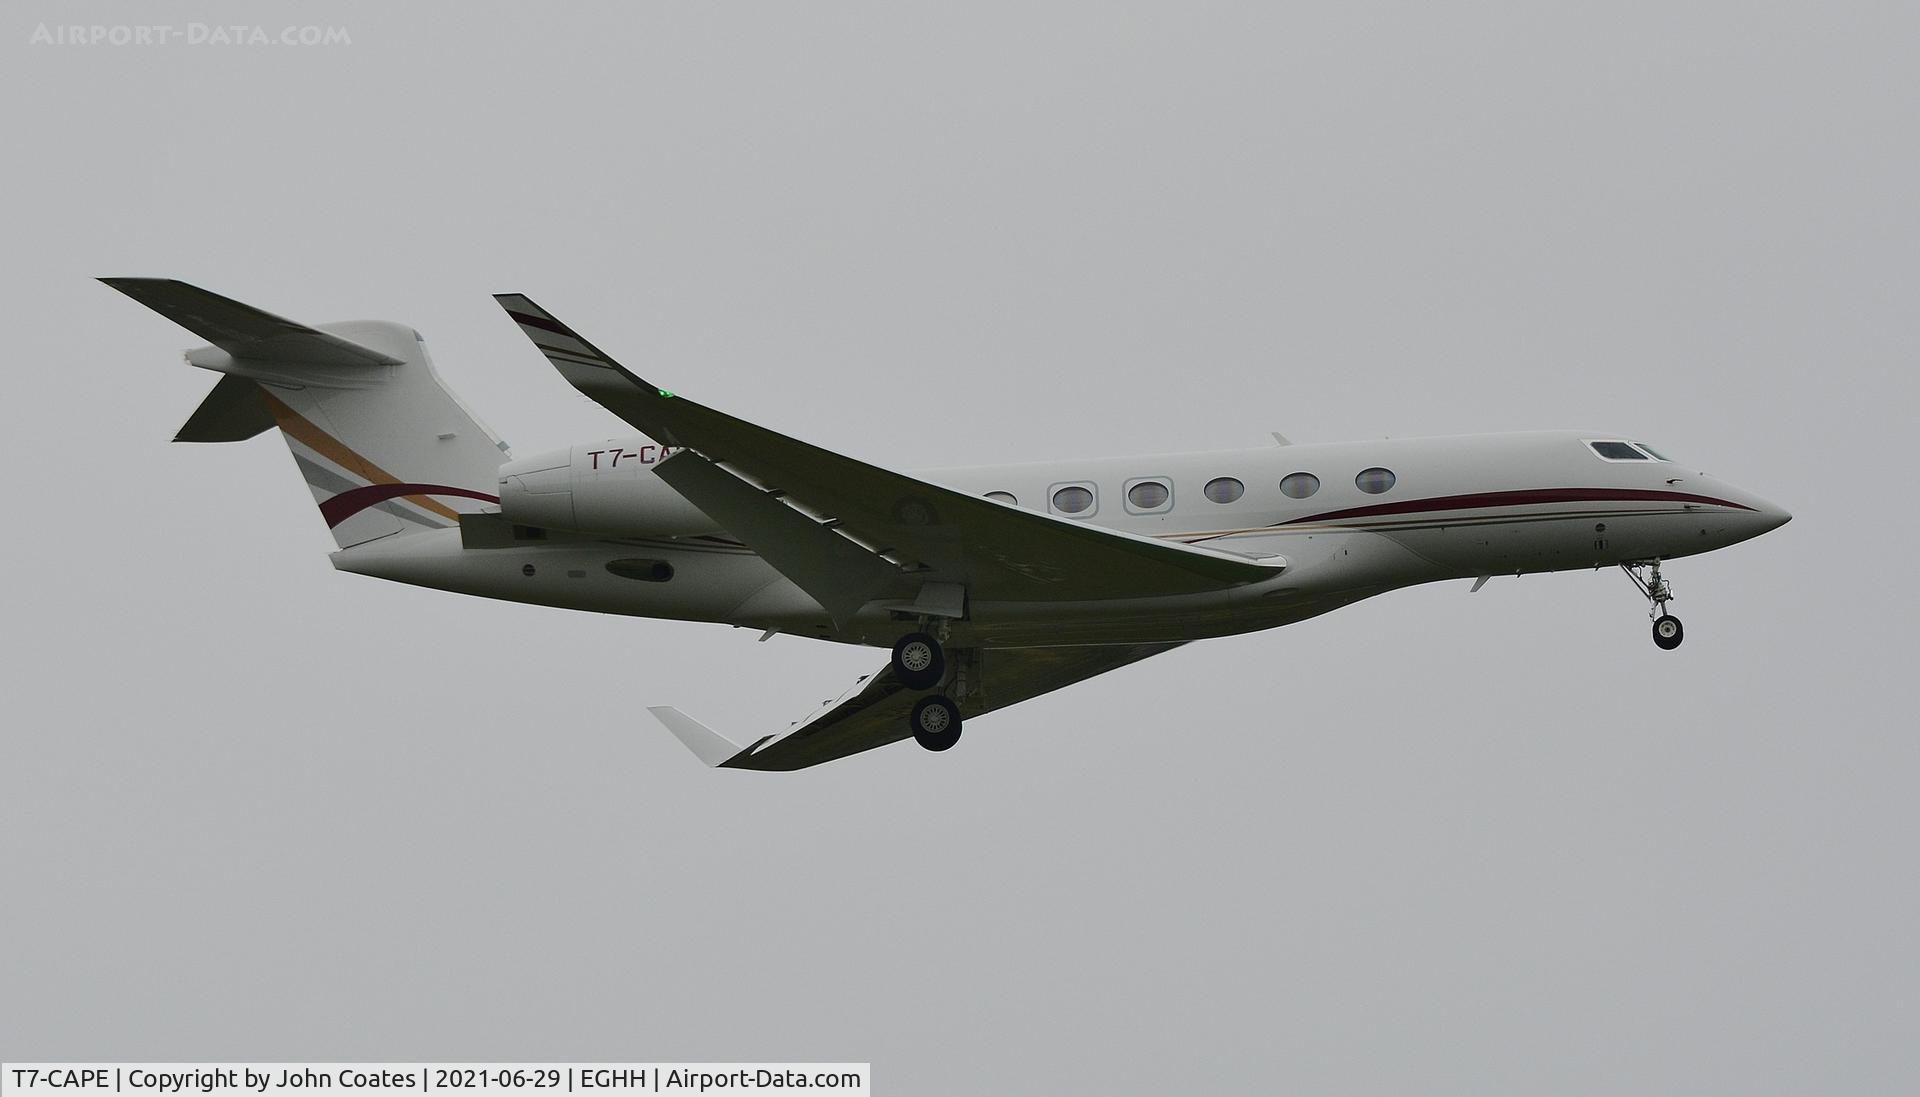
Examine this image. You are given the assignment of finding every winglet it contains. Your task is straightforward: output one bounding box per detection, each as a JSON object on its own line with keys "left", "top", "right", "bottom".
{"left": 648, "top": 706, "right": 752, "bottom": 767}
{"left": 493, "top": 293, "right": 648, "bottom": 384}
{"left": 493, "top": 293, "right": 686, "bottom": 445}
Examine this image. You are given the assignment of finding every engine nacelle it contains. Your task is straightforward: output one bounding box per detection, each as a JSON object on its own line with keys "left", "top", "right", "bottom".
{"left": 496, "top": 437, "right": 723, "bottom": 539}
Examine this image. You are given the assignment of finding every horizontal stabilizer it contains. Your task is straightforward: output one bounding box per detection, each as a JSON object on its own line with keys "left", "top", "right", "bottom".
{"left": 102, "top": 278, "right": 403, "bottom": 367}
{"left": 174, "top": 374, "right": 274, "bottom": 442}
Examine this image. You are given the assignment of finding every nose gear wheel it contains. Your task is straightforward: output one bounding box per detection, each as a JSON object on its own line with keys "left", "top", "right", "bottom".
{"left": 1621, "top": 560, "right": 1683, "bottom": 650}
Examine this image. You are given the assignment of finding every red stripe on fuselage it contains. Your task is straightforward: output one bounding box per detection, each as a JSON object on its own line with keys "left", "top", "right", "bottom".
{"left": 1283, "top": 487, "right": 1752, "bottom": 526}
{"left": 321, "top": 483, "right": 501, "bottom": 527}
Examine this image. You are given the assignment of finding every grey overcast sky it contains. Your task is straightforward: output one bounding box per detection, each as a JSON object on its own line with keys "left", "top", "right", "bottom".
{"left": 2, "top": 2, "right": 1915, "bottom": 1093}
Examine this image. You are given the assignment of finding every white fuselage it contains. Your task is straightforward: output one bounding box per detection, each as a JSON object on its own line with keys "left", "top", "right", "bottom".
{"left": 333, "top": 429, "right": 1789, "bottom": 648}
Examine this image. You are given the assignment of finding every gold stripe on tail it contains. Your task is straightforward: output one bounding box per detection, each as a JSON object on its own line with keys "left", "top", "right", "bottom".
{"left": 256, "top": 388, "right": 466, "bottom": 524}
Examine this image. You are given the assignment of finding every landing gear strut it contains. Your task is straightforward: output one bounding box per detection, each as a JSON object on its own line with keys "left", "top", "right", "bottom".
{"left": 1621, "top": 560, "right": 1683, "bottom": 650}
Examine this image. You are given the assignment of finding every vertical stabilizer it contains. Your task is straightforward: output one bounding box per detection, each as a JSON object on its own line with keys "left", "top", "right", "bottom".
{"left": 106, "top": 279, "right": 511, "bottom": 549}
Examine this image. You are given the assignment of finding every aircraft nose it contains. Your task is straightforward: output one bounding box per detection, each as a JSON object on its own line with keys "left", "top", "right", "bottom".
{"left": 1749, "top": 495, "right": 1792, "bottom": 534}
{"left": 1693, "top": 477, "right": 1791, "bottom": 546}
{"left": 1735, "top": 493, "right": 1792, "bottom": 540}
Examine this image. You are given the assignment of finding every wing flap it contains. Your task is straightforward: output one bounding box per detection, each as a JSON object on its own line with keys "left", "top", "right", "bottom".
{"left": 651, "top": 450, "right": 900, "bottom": 624}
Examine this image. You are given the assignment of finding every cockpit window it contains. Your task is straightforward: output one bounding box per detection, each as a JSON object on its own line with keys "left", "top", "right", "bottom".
{"left": 1634, "top": 442, "right": 1671, "bottom": 460}
{"left": 1588, "top": 440, "right": 1651, "bottom": 461}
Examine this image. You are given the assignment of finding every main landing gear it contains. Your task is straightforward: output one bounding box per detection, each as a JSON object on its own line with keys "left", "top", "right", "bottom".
{"left": 891, "top": 631, "right": 946, "bottom": 691}
{"left": 911, "top": 695, "right": 962, "bottom": 751}
{"left": 1621, "top": 560, "right": 1684, "bottom": 650}
{"left": 892, "top": 625, "right": 967, "bottom": 751}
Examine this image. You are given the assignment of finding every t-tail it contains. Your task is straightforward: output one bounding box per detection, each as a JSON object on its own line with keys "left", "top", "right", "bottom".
{"left": 104, "top": 279, "right": 510, "bottom": 548}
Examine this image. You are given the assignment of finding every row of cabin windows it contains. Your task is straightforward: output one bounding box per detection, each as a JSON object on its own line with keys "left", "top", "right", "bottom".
{"left": 985, "top": 467, "right": 1399, "bottom": 516}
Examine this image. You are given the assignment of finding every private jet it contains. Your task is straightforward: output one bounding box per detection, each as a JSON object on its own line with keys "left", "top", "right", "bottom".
{"left": 106, "top": 280, "right": 1791, "bottom": 770}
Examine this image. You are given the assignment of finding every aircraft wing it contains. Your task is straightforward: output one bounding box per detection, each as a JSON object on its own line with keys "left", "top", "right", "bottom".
{"left": 650, "top": 642, "right": 1184, "bottom": 771}
{"left": 493, "top": 295, "right": 1284, "bottom": 615}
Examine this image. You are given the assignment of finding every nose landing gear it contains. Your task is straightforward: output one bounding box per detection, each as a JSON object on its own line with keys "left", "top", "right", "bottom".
{"left": 1621, "top": 560, "right": 1684, "bottom": 650}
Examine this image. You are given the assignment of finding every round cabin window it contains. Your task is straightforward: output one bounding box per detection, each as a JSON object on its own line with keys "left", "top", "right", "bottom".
{"left": 1279, "top": 472, "right": 1320, "bottom": 499}
{"left": 1203, "top": 477, "right": 1245, "bottom": 504}
{"left": 1128, "top": 481, "right": 1170, "bottom": 509}
{"left": 1355, "top": 467, "right": 1397, "bottom": 494}
{"left": 1052, "top": 485, "right": 1095, "bottom": 514}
